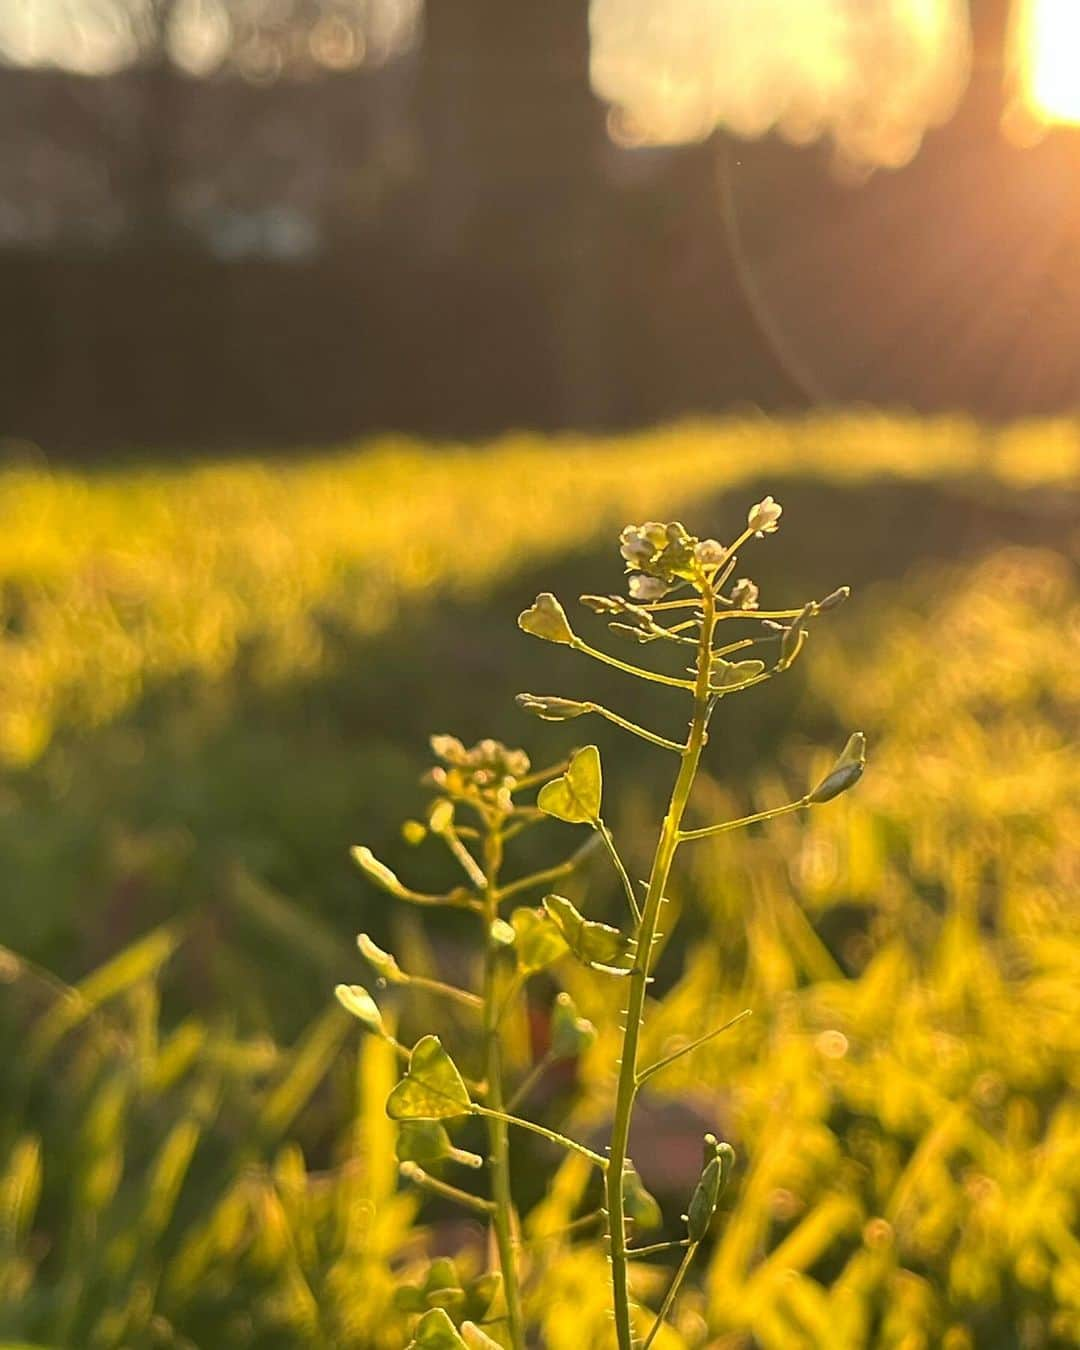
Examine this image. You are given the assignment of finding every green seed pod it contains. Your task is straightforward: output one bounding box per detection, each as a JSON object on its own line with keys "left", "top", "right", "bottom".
{"left": 686, "top": 1157, "right": 721, "bottom": 1242}
{"left": 622, "top": 1164, "right": 663, "bottom": 1230}
{"left": 686, "top": 1136, "right": 736, "bottom": 1242}
{"left": 550, "top": 991, "right": 597, "bottom": 1056}
{"left": 334, "top": 983, "right": 383, "bottom": 1033}
{"left": 517, "top": 592, "right": 575, "bottom": 645}
{"left": 396, "top": 1120, "right": 482, "bottom": 1170}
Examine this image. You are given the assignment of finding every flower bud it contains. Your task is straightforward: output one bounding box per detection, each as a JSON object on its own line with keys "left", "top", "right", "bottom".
{"left": 352, "top": 846, "right": 409, "bottom": 898}
{"left": 628, "top": 574, "right": 669, "bottom": 602}
{"left": 607, "top": 622, "right": 653, "bottom": 643}
{"left": 402, "top": 820, "right": 427, "bottom": 846}
{"left": 358, "top": 932, "right": 407, "bottom": 983}
{"left": 515, "top": 693, "right": 591, "bottom": 721}
{"left": 427, "top": 799, "right": 454, "bottom": 834}
{"left": 817, "top": 585, "right": 850, "bottom": 612}
{"left": 747, "top": 495, "right": 782, "bottom": 535}
{"left": 777, "top": 602, "right": 814, "bottom": 671}
{"left": 517, "top": 593, "right": 575, "bottom": 645}
{"left": 808, "top": 732, "right": 866, "bottom": 803}
{"left": 579, "top": 593, "right": 625, "bottom": 614}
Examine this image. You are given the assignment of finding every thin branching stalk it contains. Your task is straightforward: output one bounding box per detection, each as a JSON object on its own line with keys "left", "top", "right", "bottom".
{"left": 604, "top": 577, "right": 719, "bottom": 1349}
{"left": 480, "top": 823, "right": 527, "bottom": 1349}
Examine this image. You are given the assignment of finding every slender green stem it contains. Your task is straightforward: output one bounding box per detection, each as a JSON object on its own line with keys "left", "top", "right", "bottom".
{"left": 636, "top": 1010, "right": 753, "bottom": 1088}
{"left": 399, "top": 1163, "right": 493, "bottom": 1216}
{"left": 605, "top": 579, "right": 718, "bottom": 1350}
{"left": 639, "top": 626, "right": 698, "bottom": 647}
{"left": 642, "top": 1243, "right": 700, "bottom": 1349}
{"left": 595, "top": 819, "right": 643, "bottom": 926}
{"left": 679, "top": 797, "right": 809, "bottom": 843}
{"left": 627, "top": 1239, "right": 690, "bottom": 1258}
{"left": 480, "top": 829, "right": 527, "bottom": 1350}
{"left": 642, "top": 598, "right": 705, "bottom": 612}
{"left": 494, "top": 835, "right": 601, "bottom": 904}
{"left": 442, "top": 830, "right": 489, "bottom": 890}
{"left": 507, "top": 1050, "right": 558, "bottom": 1113}
{"left": 511, "top": 757, "right": 571, "bottom": 792}
{"left": 712, "top": 637, "right": 757, "bottom": 658}
{"left": 571, "top": 638, "right": 695, "bottom": 690}
{"left": 714, "top": 607, "right": 806, "bottom": 621}
{"left": 499, "top": 811, "right": 545, "bottom": 844}
{"left": 406, "top": 974, "right": 484, "bottom": 1011}
{"left": 587, "top": 705, "right": 686, "bottom": 754}
{"left": 472, "top": 1106, "right": 607, "bottom": 1168}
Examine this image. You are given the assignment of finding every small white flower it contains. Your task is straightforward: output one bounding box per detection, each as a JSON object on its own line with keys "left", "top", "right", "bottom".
{"left": 619, "top": 531, "right": 654, "bottom": 565}
{"left": 730, "top": 577, "right": 759, "bottom": 610}
{"left": 619, "top": 522, "right": 666, "bottom": 565}
{"left": 747, "top": 495, "right": 782, "bottom": 536}
{"left": 694, "top": 539, "right": 726, "bottom": 567}
{"left": 628, "top": 574, "right": 668, "bottom": 601}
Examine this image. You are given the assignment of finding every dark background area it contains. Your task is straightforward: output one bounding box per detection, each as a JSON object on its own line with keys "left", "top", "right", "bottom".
{"left": 6, "top": 0, "right": 1078, "bottom": 454}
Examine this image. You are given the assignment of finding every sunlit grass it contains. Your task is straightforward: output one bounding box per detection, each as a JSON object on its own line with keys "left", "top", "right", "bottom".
{"left": 0, "top": 418, "right": 1077, "bottom": 1347}
{"left": 1, "top": 412, "right": 1075, "bottom": 766}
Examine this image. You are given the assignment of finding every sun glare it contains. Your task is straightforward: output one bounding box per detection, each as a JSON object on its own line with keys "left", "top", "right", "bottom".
{"left": 1024, "top": 0, "right": 1080, "bottom": 124}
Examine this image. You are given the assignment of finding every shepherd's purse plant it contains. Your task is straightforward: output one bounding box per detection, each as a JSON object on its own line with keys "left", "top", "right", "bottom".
{"left": 338, "top": 497, "right": 866, "bottom": 1350}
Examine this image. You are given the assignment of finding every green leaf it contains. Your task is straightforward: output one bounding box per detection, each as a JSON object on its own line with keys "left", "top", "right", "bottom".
{"left": 537, "top": 745, "right": 602, "bottom": 824}
{"left": 808, "top": 731, "right": 866, "bottom": 804}
{"left": 386, "top": 1036, "right": 473, "bottom": 1121}
{"left": 550, "top": 991, "right": 597, "bottom": 1056}
{"left": 622, "top": 1165, "right": 663, "bottom": 1230}
{"left": 334, "top": 983, "right": 383, "bottom": 1032}
{"left": 511, "top": 908, "right": 569, "bottom": 973}
{"left": 407, "top": 1308, "right": 468, "bottom": 1349}
{"left": 357, "top": 933, "right": 406, "bottom": 984}
{"left": 517, "top": 592, "right": 575, "bottom": 645}
{"left": 543, "top": 894, "right": 631, "bottom": 970}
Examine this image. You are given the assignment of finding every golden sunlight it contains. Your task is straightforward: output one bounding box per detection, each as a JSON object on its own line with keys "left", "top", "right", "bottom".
{"left": 589, "top": 0, "right": 971, "bottom": 167}
{"left": 1020, "top": 0, "right": 1080, "bottom": 124}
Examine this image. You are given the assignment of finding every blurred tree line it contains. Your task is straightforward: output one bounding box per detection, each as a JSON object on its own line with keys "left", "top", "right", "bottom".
{"left": 0, "top": 0, "right": 1048, "bottom": 454}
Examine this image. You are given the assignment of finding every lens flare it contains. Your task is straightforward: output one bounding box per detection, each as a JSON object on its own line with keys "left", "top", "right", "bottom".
{"left": 1021, "top": 0, "right": 1080, "bottom": 124}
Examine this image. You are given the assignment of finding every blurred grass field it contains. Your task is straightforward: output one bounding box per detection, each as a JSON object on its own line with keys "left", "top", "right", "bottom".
{"left": 0, "top": 414, "right": 1078, "bottom": 1348}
